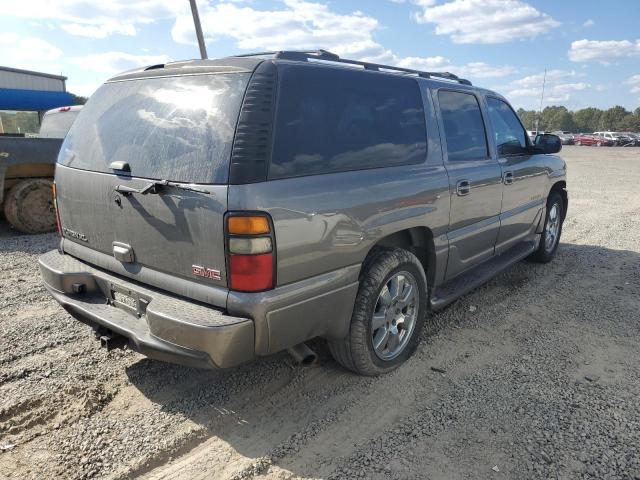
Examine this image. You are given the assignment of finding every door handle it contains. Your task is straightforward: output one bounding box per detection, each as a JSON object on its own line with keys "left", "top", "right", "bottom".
{"left": 456, "top": 179, "right": 471, "bottom": 196}
{"left": 503, "top": 171, "right": 514, "bottom": 185}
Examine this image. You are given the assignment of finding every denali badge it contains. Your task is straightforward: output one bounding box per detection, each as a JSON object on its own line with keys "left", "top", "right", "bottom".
{"left": 62, "top": 227, "right": 88, "bottom": 242}
{"left": 192, "top": 265, "right": 221, "bottom": 280}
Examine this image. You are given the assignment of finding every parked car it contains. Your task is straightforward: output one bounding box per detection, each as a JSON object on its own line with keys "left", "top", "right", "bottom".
{"left": 620, "top": 132, "right": 640, "bottom": 146}
{"left": 527, "top": 130, "right": 548, "bottom": 143}
{"left": 611, "top": 132, "right": 638, "bottom": 146}
{"left": 593, "top": 131, "right": 635, "bottom": 146}
{"left": 0, "top": 105, "right": 82, "bottom": 233}
{"left": 573, "top": 134, "right": 613, "bottom": 146}
{"left": 552, "top": 131, "right": 575, "bottom": 145}
{"left": 39, "top": 50, "right": 567, "bottom": 375}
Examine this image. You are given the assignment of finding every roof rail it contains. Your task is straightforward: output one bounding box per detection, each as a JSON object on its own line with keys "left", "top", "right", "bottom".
{"left": 234, "top": 49, "right": 472, "bottom": 86}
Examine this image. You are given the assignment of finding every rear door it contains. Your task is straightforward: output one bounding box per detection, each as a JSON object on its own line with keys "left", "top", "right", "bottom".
{"left": 484, "top": 96, "right": 548, "bottom": 253}
{"left": 55, "top": 72, "right": 250, "bottom": 300}
{"left": 435, "top": 89, "right": 503, "bottom": 280}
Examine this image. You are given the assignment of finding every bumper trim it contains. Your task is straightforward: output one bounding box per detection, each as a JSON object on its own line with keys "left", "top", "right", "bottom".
{"left": 47, "top": 286, "right": 215, "bottom": 369}
{"left": 39, "top": 250, "right": 254, "bottom": 369}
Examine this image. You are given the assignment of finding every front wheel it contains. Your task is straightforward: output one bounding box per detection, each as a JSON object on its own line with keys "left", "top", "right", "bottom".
{"left": 528, "top": 192, "right": 564, "bottom": 263}
{"left": 329, "top": 248, "right": 427, "bottom": 376}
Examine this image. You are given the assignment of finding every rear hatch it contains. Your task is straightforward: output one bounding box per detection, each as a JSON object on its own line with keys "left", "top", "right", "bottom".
{"left": 55, "top": 70, "right": 251, "bottom": 304}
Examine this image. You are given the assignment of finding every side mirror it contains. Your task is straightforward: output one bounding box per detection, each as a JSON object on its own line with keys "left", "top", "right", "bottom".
{"left": 534, "top": 133, "right": 562, "bottom": 154}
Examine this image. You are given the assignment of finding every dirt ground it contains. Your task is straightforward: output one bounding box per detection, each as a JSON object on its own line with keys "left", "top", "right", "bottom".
{"left": 1, "top": 146, "right": 639, "bottom": 480}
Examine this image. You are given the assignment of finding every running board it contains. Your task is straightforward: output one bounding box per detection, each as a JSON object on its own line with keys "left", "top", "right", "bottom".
{"left": 430, "top": 240, "right": 537, "bottom": 312}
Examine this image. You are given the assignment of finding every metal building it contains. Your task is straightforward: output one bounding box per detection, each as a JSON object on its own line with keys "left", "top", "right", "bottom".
{"left": 0, "top": 66, "right": 73, "bottom": 112}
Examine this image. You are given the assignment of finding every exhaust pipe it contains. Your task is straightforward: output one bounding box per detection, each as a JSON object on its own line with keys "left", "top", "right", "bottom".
{"left": 287, "top": 343, "right": 317, "bottom": 366}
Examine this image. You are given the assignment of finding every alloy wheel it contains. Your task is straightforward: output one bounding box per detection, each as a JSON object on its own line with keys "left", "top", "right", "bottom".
{"left": 371, "top": 271, "right": 419, "bottom": 361}
{"left": 545, "top": 203, "right": 561, "bottom": 252}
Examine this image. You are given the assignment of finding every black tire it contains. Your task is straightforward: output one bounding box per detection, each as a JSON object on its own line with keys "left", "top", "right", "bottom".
{"left": 329, "top": 247, "right": 428, "bottom": 376}
{"left": 3, "top": 179, "right": 56, "bottom": 234}
{"left": 528, "top": 192, "right": 564, "bottom": 263}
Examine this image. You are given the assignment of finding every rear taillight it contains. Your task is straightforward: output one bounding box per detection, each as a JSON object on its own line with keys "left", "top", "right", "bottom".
{"left": 226, "top": 213, "right": 275, "bottom": 292}
{"left": 52, "top": 182, "right": 62, "bottom": 236}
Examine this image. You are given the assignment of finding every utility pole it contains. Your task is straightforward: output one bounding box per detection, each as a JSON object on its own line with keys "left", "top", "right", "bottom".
{"left": 189, "top": 0, "right": 208, "bottom": 60}
{"left": 536, "top": 68, "right": 547, "bottom": 133}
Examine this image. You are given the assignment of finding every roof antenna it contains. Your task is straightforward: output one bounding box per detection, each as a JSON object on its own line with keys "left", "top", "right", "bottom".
{"left": 189, "top": 0, "right": 208, "bottom": 59}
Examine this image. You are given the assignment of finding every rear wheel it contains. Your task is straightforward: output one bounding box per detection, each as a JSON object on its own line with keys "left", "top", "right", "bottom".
{"left": 329, "top": 248, "right": 427, "bottom": 376}
{"left": 3, "top": 179, "right": 56, "bottom": 234}
{"left": 529, "top": 192, "right": 564, "bottom": 263}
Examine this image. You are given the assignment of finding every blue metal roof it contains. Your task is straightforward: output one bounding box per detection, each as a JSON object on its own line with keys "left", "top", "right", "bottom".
{"left": 0, "top": 88, "right": 74, "bottom": 111}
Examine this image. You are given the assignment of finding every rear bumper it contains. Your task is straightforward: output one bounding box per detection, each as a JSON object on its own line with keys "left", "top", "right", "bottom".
{"left": 39, "top": 250, "right": 254, "bottom": 369}
{"left": 39, "top": 249, "right": 361, "bottom": 368}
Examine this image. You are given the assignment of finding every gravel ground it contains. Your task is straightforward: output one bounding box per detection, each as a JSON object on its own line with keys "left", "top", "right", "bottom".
{"left": 1, "top": 146, "right": 639, "bottom": 480}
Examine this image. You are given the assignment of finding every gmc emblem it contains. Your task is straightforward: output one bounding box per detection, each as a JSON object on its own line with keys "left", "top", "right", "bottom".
{"left": 192, "top": 265, "right": 221, "bottom": 280}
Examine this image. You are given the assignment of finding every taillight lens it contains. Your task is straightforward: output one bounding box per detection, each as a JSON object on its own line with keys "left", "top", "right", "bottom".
{"left": 52, "top": 182, "right": 62, "bottom": 236}
{"left": 228, "top": 216, "right": 270, "bottom": 235}
{"left": 229, "top": 253, "right": 274, "bottom": 291}
{"left": 229, "top": 237, "right": 272, "bottom": 255}
{"left": 227, "top": 214, "right": 275, "bottom": 292}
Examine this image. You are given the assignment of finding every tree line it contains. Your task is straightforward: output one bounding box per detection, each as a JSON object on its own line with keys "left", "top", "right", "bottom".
{"left": 516, "top": 105, "right": 640, "bottom": 133}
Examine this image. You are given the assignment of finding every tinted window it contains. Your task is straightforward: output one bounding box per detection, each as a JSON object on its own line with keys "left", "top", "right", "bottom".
{"left": 486, "top": 97, "right": 527, "bottom": 155}
{"left": 270, "top": 66, "right": 427, "bottom": 179}
{"left": 39, "top": 110, "right": 80, "bottom": 138}
{"left": 438, "top": 90, "right": 488, "bottom": 162}
{"left": 58, "top": 73, "right": 249, "bottom": 184}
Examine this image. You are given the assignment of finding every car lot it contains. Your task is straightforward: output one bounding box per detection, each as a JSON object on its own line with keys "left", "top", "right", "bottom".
{"left": 1, "top": 145, "right": 639, "bottom": 480}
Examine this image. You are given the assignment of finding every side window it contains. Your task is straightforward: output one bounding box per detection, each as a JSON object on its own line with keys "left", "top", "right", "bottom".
{"left": 486, "top": 97, "right": 527, "bottom": 155}
{"left": 437, "top": 90, "right": 488, "bottom": 162}
{"left": 270, "top": 66, "right": 427, "bottom": 179}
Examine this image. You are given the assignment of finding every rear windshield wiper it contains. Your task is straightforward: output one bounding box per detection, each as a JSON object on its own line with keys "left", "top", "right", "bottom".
{"left": 115, "top": 180, "right": 210, "bottom": 196}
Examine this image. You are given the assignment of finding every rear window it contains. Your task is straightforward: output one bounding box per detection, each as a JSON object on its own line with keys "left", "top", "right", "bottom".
{"left": 39, "top": 110, "right": 80, "bottom": 138}
{"left": 270, "top": 65, "right": 427, "bottom": 179}
{"left": 58, "top": 73, "right": 249, "bottom": 184}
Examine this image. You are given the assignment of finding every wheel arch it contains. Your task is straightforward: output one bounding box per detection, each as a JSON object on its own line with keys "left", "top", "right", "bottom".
{"left": 550, "top": 180, "right": 568, "bottom": 219}
{"left": 365, "top": 227, "right": 436, "bottom": 292}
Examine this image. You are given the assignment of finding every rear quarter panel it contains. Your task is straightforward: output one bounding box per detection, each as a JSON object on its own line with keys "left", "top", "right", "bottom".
{"left": 229, "top": 163, "right": 450, "bottom": 286}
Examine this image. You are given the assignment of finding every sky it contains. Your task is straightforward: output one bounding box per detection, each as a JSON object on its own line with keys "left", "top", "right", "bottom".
{"left": 0, "top": 0, "right": 639, "bottom": 112}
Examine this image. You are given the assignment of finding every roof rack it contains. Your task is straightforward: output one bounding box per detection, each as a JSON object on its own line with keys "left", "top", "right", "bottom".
{"left": 233, "top": 49, "right": 472, "bottom": 86}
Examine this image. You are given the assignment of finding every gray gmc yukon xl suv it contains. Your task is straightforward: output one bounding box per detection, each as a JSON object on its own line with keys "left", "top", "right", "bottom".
{"left": 39, "top": 50, "right": 567, "bottom": 375}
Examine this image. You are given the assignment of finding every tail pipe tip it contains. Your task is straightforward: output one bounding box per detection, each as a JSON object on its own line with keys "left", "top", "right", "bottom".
{"left": 287, "top": 343, "right": 317, "bottom": 366}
